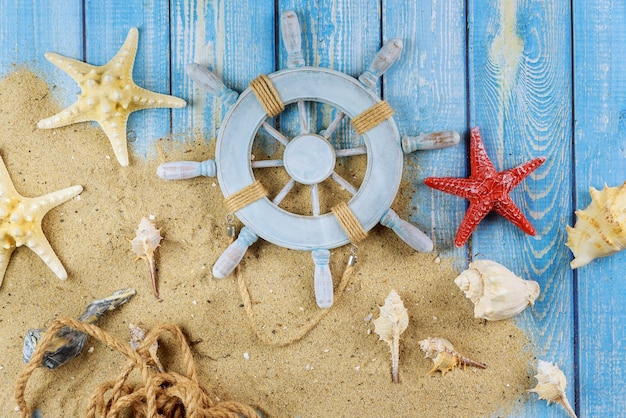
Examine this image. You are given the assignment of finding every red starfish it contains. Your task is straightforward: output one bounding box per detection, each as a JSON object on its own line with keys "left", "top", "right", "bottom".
{"left": 424, "top": 127, "right": 545, "bottom": 247}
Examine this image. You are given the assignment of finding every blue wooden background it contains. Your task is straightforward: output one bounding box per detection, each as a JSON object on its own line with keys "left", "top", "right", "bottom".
{"left": 1, "top": 0, "right": 625, "bottom": 416}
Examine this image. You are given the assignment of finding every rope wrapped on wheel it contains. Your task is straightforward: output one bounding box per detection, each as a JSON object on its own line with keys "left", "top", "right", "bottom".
{"left": 350, "top": 100, "right": 393, "bottom": 135}
{"left": 224, "top": 180, "right": 269, "bottom": 213}
{"left": 331, "top": 202, "right": 368, "bottom": 243}
{"left": 250, "top": 75, "right": 285, "bottom": 117}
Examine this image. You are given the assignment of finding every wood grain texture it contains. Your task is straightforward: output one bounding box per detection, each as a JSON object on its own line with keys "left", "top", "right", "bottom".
{"left": 277, "top": 0, "right": 381, "bottom": 147}
{"left": 84, "top": 0, "right": 174, "bottom": 160}
{"left": 273, "top": 0, "right": 380, "bottom": 222}
{"left": 1, "top": 0, "right": 625, "bottom": 415}
{"left": 170, "top": 0, "right": 275, "bottom": 143}
{"left": 469, "top": 0, "right": 574, "bottom": 416}
{"left": 573, "top": 1, "right": 626, "bottom": 416}
{"left": 0, "top": 1, "right": 83, "bottom": 105}
{"left": 383, "top": 0, "right": 468, "bottom": 263}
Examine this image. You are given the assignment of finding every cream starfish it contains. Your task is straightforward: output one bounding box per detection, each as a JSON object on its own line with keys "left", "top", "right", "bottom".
{"left": 0, "top": 154, "right": 82, "bottom": 287}
{"left": 38, "top": 27, "right": 186, "bottom": 167}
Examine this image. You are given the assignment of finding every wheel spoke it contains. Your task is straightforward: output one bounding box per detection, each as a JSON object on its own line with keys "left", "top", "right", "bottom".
{"left": 261, "top": 121, "right": 289, "bottom": 146}
{"left": 335, "top": 147, "right": 367, "bottom": 157}
{"left": 322, "top": 111, "right": 345, "bottom": 139}
{"left": 311, "top": 183, "right": 320, "bottom": 216}
{"left": 331, "top": 172, "right": 358, "bottom": 195}
{"left": 298, "top": 100, "right": 310, "bottom": 133}
{"left": 273, "top": 178, "right": 296, "bottom": 205}
{"left": 251, "top": 159, "right": 284, "bottom": 168}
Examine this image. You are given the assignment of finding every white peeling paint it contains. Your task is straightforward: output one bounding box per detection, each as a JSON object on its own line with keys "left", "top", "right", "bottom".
{"left": 419, "top": 51, "right": 428, "bottom": 69}
{"left": 417, "top": 75, "right": 428, "bottom": 88}
{"left": 487, "top": 0, "right": 524, "bottom": 164}
{"left": 213, "top": 1, "right": 226, "bottom": 130}
{"left": 489, "top": 0, "right": 523, "bottom": 103}
{"left": 431, "top": 0, "right": 438, "bottom": 33}
{"left": 191, "top": 0, "right": 210, "bottom": 134}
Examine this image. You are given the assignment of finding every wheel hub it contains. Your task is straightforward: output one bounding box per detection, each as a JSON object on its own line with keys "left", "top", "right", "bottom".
{"left": 283, "top": 133, "right": 336, "bottom": 185}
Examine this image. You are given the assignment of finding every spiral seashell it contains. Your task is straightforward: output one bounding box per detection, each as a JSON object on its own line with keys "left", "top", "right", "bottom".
{"left": 131, "top": 217, "right": 163, "bottom": 299}
{"left": 373, "top": 290, "right": 409, "bottom": 383}
{"left": 529, "top": 360, "right": 577, "bottom": 418}
{"left": 418, "top": 337, "right": 486, "bottom": 376}
{"left": 566, "top": 181, "right": 626, "bottom": 269}
{"left": 454, "top": 260, "right": 540, "bottom": 321}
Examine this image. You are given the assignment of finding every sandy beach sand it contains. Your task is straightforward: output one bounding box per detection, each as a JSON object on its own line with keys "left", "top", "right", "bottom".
{"left": 0, "top": 69, "right": 534, "bottom": 417}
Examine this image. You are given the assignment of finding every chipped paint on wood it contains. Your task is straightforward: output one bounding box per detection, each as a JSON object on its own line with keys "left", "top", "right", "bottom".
{"left": 487, "top": 0, "right": 524, "bottom": 166}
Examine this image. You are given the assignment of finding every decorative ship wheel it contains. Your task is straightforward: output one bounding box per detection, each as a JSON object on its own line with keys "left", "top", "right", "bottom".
{"left": 158, "top": 11, "right": 459, "bottom": 308}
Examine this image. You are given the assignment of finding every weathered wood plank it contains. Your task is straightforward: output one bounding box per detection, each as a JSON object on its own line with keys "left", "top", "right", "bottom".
{"left": 0, "top": 0, "right": 83, "bottom": 105}
{"left": 170, "top": 0, "right": 276, "bottom": 142}
{"left": 84, "top": 0, "right": 173, "bottom": 160}
{"left": 278, "top": 1, "right": 380, "bottom": 77}
{"left": 468, "top": 0, "right": 574, "bottom": 416}
{"left": 274, "top": 1, "right": 380, "bottom": 220}
{"left": 573, "top": 1, "right": 626, "bottom": 416}
{"left": 276, "top": 1, "right": 380, "bottom": 145}
{"left": 383, "top": 0, "right": 468, "bottom": 263}
{"left": 5, "top": 1, "right": 625, "bottom": 416}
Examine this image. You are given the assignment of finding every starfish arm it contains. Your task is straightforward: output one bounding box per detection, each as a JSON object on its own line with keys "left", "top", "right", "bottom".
{"left": 454, "top": 201, "right": 493, "bottom": 247}
{"left": 113, "top": 27, "right": 140, "bottom": 80}
{"left": 424, "top": 176, "right": 478, "bottom": 200}
{"left": 25, "top": 227, "right": 68, "bottom": 280}
{"left": 29, "top": 185, "right": 83, "bottom": 214}
{"left": 0, "top": 155, "right": 19, "bottom": 197}
{"left": 38, "top": 101, "right": 97, "bottom": 129}
{"left": 129, "top": 85, "right": 186, "bottom": 111}
{"left": 469, "top": 127, "right": 497, "bottom": 178}
{"left": 493, "top": 196, "right": 537, "bottom": 236}
{"left": 98, "top": 113, "right": 131, "bottom": 167}
{"left": 500, "top": 157, "right": 546, "bottom": 190}
{"left": 0, "top": 247, "right": 16, "bottom": 288}
{"left": 44, "top": 52, "right": 97, "bottom": 84}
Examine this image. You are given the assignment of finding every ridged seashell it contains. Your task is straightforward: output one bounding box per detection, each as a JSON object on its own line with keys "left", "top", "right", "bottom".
{"left": 131, "top": 217, "right": 163, "bottom": 299}
{"left": 529, "top": 360, "right": 577, "bottom": 418}
{"left": 132, "top": 218, "right": 162, "bottom": 258}
{"left": 454, "top": 260, "right": 540, "bottom": 321}
{"left": 418, "top": 337, "right": 486, "bottom": 376}
{"left": 566, "top": 182, "right": 626, "bottom": 269}
{"left": 373, "top": 290, "right": 409, "bottom": 383}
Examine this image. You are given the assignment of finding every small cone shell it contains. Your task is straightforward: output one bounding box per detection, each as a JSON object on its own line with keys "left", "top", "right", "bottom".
{"left": 566, "top": 182, "right": 626, "bottom": 269}
{"left": 454, "top": 260, "right": 540, "bottom": 321}
{"left": 529, "top": 360, "right": 577, "bottom": 418}
{"left": 418, "top": 337, "right": 486, "bottom": 376}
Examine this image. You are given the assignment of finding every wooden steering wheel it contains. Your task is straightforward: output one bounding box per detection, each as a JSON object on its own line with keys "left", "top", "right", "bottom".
{"left": 158, "top": 11, "right": 459, "bottom": 308}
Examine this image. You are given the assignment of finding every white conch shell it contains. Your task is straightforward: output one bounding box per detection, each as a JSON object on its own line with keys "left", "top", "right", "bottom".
{"left": 454, "top": 260, "right": 540, "bottom": 321}
{"left": 529, "top": 360, "right": 577, "bottom": 418}
{"left": 566, "top": 182, "right": 626, "bottom": 269}
{"left": 418, "top": 337, "right": 486, "bottom": 376}
{"left": 372, "top": 289, "right": 408, "bottom": 383}
{"left": 131, "top": 217, "right": 163, "bottom": 299}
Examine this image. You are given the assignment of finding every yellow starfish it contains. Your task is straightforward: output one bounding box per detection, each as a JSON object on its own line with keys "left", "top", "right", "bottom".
{"left": 0, "top": 154, "right": 82, "bottom": 287}
{"left": 38, "top": 27, "right": 186, "bottom": 167}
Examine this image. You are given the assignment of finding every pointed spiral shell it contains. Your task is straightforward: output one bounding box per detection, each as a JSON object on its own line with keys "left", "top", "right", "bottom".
{"left": 131, "top": 218, "right": 162, "bottom": 258}
{"left": 529, "top": 360, "right": 577, "bottom": 418}
{"left": 566, "top": 181, "right": 626, "bottom": 269}
{"left": 418, "top": 337, "right": 486, "bottom": 376}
